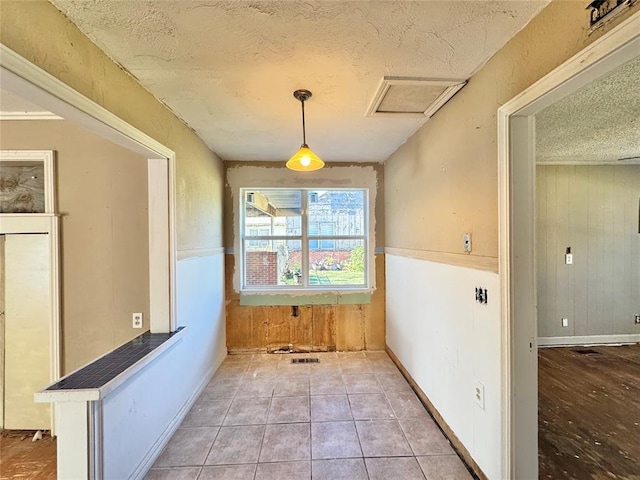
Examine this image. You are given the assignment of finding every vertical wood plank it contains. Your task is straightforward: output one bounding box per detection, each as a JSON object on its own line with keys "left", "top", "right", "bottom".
{"left": 571, "top": 165, "right": 589, "bottom": 336}
{"left": 536, "top": 167, "right": 548, "bottom": 336}
{"left": 555, "top": 166, "right": 572, "bottom": 336}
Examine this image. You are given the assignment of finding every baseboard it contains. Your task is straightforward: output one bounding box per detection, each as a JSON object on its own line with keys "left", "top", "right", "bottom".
{"left": 538, "top": 334, "right": 640, "bottom": 347}
{"left": 130, "top": 357, "right": 223, "bottom": 480}
{"left": 386, "top": 345, "right": 487, "bottom": 480}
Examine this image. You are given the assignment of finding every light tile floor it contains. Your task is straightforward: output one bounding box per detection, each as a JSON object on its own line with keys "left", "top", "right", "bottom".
{"left": 146, "top": 352, "right": 474, "bottom": 480}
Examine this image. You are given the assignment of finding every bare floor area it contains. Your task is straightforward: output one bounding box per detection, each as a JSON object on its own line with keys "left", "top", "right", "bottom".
{"left": 146, "top": 351, "right": 474, "bottom": 479}
{"left": 538, "top": 344, "right": 640, "bottom": 480}
{"left": 0, "top": 430, "right": 56, "bottom": 480}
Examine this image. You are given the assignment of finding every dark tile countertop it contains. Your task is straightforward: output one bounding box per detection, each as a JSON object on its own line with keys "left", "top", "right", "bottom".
{"left": 40, "top": 327, "right": 185, "bottom": 397}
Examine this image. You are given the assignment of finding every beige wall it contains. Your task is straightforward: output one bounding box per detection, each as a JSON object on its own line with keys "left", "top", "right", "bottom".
{"left": 384, "top": 0, "right": 640, "bottom": 268}
{"left": 1, "top": 120, "right": 151, "bottom": 372}
{"left": 1, "top": 1, "right": 225, "bottom": 370}
{"left": 0, "top": 0, "right": 224, "bottom": 252}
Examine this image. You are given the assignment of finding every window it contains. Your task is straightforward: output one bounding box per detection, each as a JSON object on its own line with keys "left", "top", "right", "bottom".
{"left": 309, "top": 222, "right": 335, "bottom": 250}
{"left": 242, "top": 188, "right": 368, "bottom": 290}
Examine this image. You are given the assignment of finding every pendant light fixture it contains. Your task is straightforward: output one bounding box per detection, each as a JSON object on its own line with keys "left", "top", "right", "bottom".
{"left": 286, "top": 89, "right": 325, "bottom": 171}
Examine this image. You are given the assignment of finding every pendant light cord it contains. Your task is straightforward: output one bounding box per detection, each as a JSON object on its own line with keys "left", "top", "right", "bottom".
{"left": 301, "top": 99, "right": 307, "bottom": 146}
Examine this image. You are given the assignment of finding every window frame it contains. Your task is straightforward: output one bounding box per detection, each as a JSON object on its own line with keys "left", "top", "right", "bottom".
{"left": 240, "top": 187, "right": 369, "bottom": 292}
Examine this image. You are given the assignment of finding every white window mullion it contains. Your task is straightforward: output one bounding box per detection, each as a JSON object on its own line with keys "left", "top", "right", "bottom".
{"left": 301, "top": 190, "right": 309, "bottom": 288}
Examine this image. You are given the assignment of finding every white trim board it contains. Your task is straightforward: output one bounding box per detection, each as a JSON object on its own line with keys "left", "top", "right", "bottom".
{"left": 0, "top": 112, "right": 63, "bottom": 120}
{"left": 0, "top": 44, "right": 178, "bottom": 334}
{"left": 498, "top": 11, "right": 640, "bottom": 480}
{"left": 538, "top": 335, "right": 640, "bottom": 347}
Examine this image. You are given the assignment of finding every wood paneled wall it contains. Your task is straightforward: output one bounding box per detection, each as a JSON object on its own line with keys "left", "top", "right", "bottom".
{"left": 536, "top": 165, "right": 640, "bottom": 339}
{"left": 225, "top": 254, "right": 386, "bottom": 353}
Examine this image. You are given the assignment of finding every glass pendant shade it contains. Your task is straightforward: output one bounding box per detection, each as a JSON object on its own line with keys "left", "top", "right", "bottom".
{"left": 286, "top": 144, "right": 325, "bottom": 171}
{"left": 286, "top": 89, "right": 324, "bottom": 171}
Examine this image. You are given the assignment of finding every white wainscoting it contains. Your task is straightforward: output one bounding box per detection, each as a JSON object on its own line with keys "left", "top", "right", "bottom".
{"left": 386, "top": 254, "right": 501, "bottom": 479}
{"left": 102, "top": 252, "right": 226, "bottom": 479}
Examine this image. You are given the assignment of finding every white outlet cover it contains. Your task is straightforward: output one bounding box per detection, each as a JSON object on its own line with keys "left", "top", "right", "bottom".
{"left": 562, "top": 318, "right": 569, "bottom": 327}
{"left": 132, "top": 312, "right": 143, "bottom": 328}
{"left": 474, "top": 381, "right": 485, "bottom": 410}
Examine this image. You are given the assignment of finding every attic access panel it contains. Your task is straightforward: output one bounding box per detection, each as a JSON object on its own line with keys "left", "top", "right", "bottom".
{"left": 366, "top": 76, "right": 467, "bottom": 118}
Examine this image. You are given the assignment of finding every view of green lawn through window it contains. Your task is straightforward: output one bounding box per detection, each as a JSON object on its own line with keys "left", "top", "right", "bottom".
{"left": 243, "top": 189, "right": 367, "bottom": 289}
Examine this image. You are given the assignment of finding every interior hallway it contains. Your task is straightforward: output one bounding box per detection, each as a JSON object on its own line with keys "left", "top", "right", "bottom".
{"left": 538, "top": 344, "right": 640, "bottom": 480}
{"left": 146, "top": 351, "right": 474, "bottom": 479}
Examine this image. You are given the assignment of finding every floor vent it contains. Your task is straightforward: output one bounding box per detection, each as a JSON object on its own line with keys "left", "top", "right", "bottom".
{"left": 291, "top": 358, "right": 320, "bottom": 364}
{"left": 572, "top": 349, "right": 600, "bottom": 355}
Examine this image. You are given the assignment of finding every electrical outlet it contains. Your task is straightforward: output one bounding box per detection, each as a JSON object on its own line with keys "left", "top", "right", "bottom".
{"left": 132, "top": 312, "right": 143, "bottom": 329}
{"left": 635, "top": 314, "right": 640, "bottom": 325}
{"left": 562, "top": 318, "right": 569, "bottom": 327}
{"left": 474, "top": 382, "right": 485, "bottom": 410}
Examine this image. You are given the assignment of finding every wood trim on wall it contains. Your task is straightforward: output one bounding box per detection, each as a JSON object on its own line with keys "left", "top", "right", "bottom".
{"left": 385, "top": 247, "right": 498, "bottom": 273}
{"left": 386, "top": 345, "right": 487, "bottom": 480}
{"left": 538, "top": 334, "right": 640, "bottom": 346}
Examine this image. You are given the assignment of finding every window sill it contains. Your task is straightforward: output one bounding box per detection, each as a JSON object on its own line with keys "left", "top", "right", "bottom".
{"left": 239, "top": 290, "right": 372, "bottom": 306}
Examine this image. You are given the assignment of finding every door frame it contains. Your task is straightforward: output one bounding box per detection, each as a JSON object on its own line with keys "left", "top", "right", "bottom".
{"left": 0, "top": 150, "right": 59, "bottom": 432}
{"left": 498, "top": 11, "right": 640, "bottom": 479}
{"left": 0, "top": 44, "right": 178, "bottom": 334}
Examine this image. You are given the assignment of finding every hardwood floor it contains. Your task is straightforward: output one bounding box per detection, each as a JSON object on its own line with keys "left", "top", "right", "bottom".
{"left": 538, "top": 344, "right": 640, "bottom": 480}
{"left": 0, "top": 430, "right": 56, "bottom": 480}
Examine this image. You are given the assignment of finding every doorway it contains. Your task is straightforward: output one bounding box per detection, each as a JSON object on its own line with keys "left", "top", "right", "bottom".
{"left": 498, "top": 12, "right": 640, "bottom": 480}
{"left": 1, "top": 234, "right": 51, "bottom": 430}
{"left": 534, "top": 54, "right": 640, "bottom": 478}
{"left": 0, "top": 150, "right": 59, "bottom": 432}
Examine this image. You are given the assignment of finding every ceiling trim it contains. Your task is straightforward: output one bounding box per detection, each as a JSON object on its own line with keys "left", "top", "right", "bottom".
{"left": 365, "top": 76, "right": 467, "bottom": 118}
{"left": 0, "top": 111, "right": 63, "bottom": 120}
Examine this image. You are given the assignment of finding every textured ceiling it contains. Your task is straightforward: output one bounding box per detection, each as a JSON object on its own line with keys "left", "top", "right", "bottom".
{"left": 50, "top": 0, "right": 549, "bottom": 162}
{"left": 536, "top": 56, "right": 640, "bottom": 164}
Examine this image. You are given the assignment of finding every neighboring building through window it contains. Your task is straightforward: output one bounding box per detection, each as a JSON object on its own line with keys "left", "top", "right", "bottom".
{"left": 242, "top": 188, "right": 368, "bottom": 290}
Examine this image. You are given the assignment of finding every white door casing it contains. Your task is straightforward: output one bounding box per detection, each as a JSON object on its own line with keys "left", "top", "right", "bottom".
{"left": 498, "top": 12, "right": 640, "bottom": 479}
